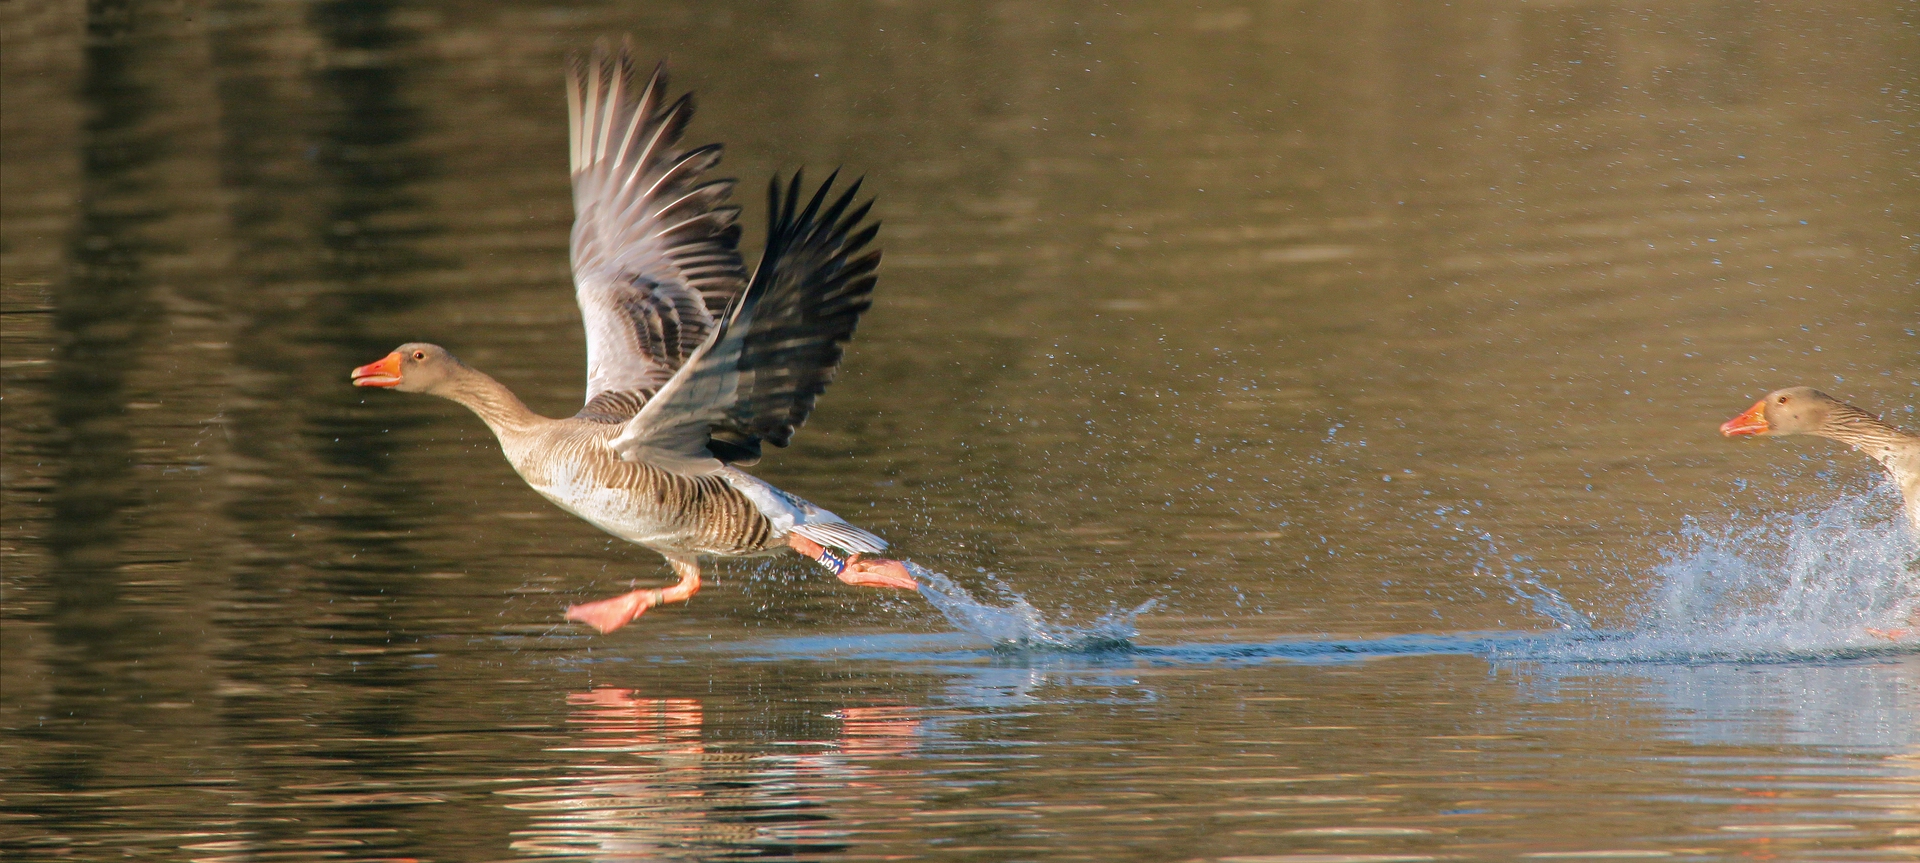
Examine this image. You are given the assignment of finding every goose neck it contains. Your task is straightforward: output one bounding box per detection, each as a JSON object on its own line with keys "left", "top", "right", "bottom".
{"left": 441, "top": 369, "right": 542, "bottom": 437}
{"left": 1819, "top": 410, "right": 1915, "bottom": 469}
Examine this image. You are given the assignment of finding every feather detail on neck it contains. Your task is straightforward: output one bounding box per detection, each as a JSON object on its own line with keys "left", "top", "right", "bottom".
{"left": 1817, "top": 405, "right": 1917, "bottom": 468}
{"left": 1815, "top": 404, "right": 1920, "bottom": 533}
{"left": 438, "top": 367, "right": 543, "bottom": 436}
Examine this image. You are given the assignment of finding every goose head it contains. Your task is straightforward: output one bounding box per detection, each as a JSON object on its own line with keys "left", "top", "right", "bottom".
{"left": 1720, "top": 386, "right": 1843, "bottom": 438}
{"left": 351, "top": 343, "right": 467, "bottom": 394}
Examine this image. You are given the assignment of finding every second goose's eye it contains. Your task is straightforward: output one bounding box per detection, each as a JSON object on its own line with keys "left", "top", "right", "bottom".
{"left": 413, "top": 351, "right": 427, "bottom": 361}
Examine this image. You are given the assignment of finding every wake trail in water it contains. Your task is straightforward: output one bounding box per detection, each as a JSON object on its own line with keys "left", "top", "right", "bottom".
{"left": 910, "top": 563, "right": 1153, "bottom": 653}
{"left": 836, "top": 489, "right": 1914, "bottom": 667}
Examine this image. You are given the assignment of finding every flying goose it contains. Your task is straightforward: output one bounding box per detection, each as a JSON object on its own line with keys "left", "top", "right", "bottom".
{"left": 351, "top": 42, "right": 916, "bottom": 634}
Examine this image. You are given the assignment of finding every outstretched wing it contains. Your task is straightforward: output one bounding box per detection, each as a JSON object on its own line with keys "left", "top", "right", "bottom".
{"left": 567, "top": 41, "right": 748, "bottom": 423}
{"left": 607, "top": 171, "right": 882, "bottom": 474}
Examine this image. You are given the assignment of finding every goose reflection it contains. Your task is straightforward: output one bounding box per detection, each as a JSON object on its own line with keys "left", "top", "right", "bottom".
{"left": 502, "top": 688, "right": 922, "bottom": 860}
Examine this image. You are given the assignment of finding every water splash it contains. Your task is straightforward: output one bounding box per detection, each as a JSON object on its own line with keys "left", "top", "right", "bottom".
{"left": 1503, "top": 566, "right": 1595, "bottom": 635}
{"left": 1457, "top": 523, "right": 1596, "bottom": 634}
{"left": 892, "top": 489, "right": 1912, "bottom": 666}
{"left": 1501, "top": 488, "right": 1918, "bottom": 663}
{"left": 911, "top": 562, "right": 1154, "bottom": 653}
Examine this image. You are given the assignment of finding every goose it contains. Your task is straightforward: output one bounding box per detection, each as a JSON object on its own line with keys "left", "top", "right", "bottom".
{"left": 1720, "top": 386, "right": 1920, "bottom": 639}
{"left": 1719, "top": 387, "right": 1920, "bottom": 533}
{"left": 350, "top": 42, "right": 916, "bottom": 634}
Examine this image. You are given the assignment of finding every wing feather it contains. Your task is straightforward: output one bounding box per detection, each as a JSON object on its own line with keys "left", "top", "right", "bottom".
{"left": 607, "top": 170, "right": 883, "bottom": 473}
{"left": 568, "top": 41, "right": 748, "bottom": 424}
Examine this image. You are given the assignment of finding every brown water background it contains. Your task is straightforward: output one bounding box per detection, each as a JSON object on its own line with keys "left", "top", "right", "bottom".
{"left": 3, "top": 1, "right": 1918, "bottom": 860}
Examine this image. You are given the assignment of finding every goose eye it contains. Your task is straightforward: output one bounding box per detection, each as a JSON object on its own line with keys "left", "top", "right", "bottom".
{"left": 413, "top": 351, "right": 427, "bottom": 360}
{"left": 1777, "top": 396, "right": 1790, "bottom": 404}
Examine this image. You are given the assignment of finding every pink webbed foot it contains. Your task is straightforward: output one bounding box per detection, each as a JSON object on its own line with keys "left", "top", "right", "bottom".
{"left": 567, "top": 556, "right": 702, "bottom": 635}
{"left": 565, "top": 589, "right": 657, "bottom": 634}
{"left": 788, "top": 534, "right": 918, "bottom": 590}
{"left": 838, "top": 556, "right": 918, "bottom": 590}
{"left": 1865, "top": 627, "right": 1912, "bottom": 642}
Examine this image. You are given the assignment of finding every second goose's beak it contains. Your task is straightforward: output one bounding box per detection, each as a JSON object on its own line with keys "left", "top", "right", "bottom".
{"left": 1719, "top": 400, "right": 1769, "bottom": 437}
{"left": 351, "top": 353, "right": 404, "bottom": 388}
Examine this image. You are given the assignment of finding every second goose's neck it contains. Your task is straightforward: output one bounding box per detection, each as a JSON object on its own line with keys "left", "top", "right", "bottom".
{"left": 1820, "top": 406, "right": 1920, "bottom": 532}
{"left": 1817, "top": 404, "right": 1918, "bottom": 471}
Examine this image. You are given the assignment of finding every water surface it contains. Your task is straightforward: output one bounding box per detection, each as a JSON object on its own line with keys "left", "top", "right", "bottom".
{"left": 3, "top": 1, "right": 1917, "bottom": 860}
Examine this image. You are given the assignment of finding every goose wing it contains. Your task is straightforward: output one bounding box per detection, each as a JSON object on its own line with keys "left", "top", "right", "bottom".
{"left": 607, "top": 171, "right": 881, "bottom": 474}
{"left": 567, "top": 42, "right": 748, "bottom": 423}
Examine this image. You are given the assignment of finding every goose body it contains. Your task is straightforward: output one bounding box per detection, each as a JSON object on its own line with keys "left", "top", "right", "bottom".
{"left": 513, "top": 426, "right": 882, "bottom": 560}
{"left": 509, "top": 421, "right": 777, "bottom": 557}
{"left": 351, "top": 42, "right": 914, "bottom": 633}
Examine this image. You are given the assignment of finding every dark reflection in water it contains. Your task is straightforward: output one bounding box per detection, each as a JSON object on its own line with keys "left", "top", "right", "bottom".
{"left": 2, "top": 2, "right": 1917, "bottom": 861}
{"left": 204, "top": 1, "right": 454, "bottom": 859}
{"left": 31, "top": 0, "right": 172, "bottom": 813}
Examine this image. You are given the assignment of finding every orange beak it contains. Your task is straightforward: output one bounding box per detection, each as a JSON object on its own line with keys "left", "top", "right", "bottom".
{"left": 1719, "top": 399, "right": 1769, "bottom": 437}
{"left": 350, "top": 352, "right": 403, "bottom": 387}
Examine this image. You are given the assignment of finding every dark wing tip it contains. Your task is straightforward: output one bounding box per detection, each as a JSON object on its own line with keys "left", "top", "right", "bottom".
{"left": 707, "top": 167, "right": 883, "bottom": 454}
{"left": 706, "top": 431, "right": 762, "bottom": 465}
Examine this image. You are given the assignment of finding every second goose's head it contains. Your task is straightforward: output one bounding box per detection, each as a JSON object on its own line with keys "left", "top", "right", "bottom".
{"left": 1720, "top": 386, "right": 1845, "bottom": 438}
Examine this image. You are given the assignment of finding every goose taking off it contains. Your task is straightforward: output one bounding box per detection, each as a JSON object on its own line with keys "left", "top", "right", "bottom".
{"left": 1721, "top": 386, "right": 1919, "bottom": 639}
{"left": 351, "top": 41, "right": 916, "bottom": 634}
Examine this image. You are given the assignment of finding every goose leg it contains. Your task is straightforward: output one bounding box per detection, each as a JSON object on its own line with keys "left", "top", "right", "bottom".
{"left": 1866, "top": 613, "right": 1917, "bottom": 641}
{"left": 565, "top": 554, "right": 703, "bottom": 634}
{"left": 1865, "top": 608, "right": 1919, "bottom": 642}
{"left": 788, "top": 535, "right": 918, "bottom": 590}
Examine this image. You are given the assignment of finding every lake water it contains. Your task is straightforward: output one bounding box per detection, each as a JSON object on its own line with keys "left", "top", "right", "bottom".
{"left": 3, "top": 2, "right": 1917, "bottom": 860}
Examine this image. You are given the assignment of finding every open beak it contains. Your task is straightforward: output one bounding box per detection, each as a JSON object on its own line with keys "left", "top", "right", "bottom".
{"left": 350, "top": 352, "right": 403, "bottom": 388}
{"left": 1719, "top": 400, "right": 1769, "bottom": 437}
